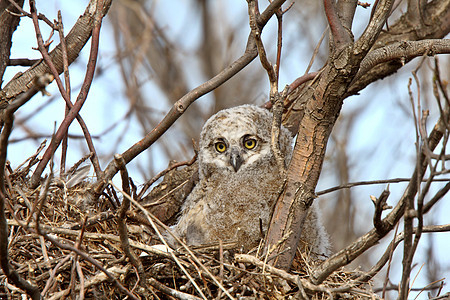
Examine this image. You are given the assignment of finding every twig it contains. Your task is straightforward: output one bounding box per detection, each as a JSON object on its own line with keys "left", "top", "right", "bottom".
{"left": 57, "top": 10, "right": 71, "bottom": 175}
{"left": 6, "top": 219, "right": 176, "bottom": 260}
{"left": 137, "top": 151, "right": 197, "bottom": 200}
{"left": 117, "top": 183, "right": 240, "bottom": 300}
{"left": 235, "top": 254, "right": 354, "bottom": 294}
{"left": 382, "top": 223, "right": 399, "bottom": 298}
{"left": 47, "top": 266, "right": 131, "bottom": 300}
{"left": 29, "top": 0, "right": 104, "bottom": 187}
{"left": 247, "top": 0, "right": 287, "bottom": 171}
{"left": 356, "top": 224, "right": 450, "bottom": 283}
{"left": 148, "top": 278, "right": 202, "bottom": 300}
{"left": 311, "top": 101, "right": 450, "bottom": 284}
{"left": 42, "top": 255, "right": 71, "bottom": 297}
{"left": 75, "top": 260, "right": 85, "bottom": 300}
{"left": 7, "top": 58, "right": 39, "bottom": 66}
{"left": 316, "top": 177, "right": 450, "bottom": 195}
{"left": 400, "top": 65, "right": 423, "bottom": 299}
{"left": 372, "top": 187, "right": 391, "bottom": 234}
{"left": 37, "top": 226, "right": 139, "bottom": 299}
{"left": 247, "top": 0, "right": 277, "bottom": 89}
{"left": 1, "top": 0, "right": 113, "bottom": 106}
{"left": 6, "top": 0, "right": 56, "bottom": 29}
{"left": 423, "top": 181, "right": 450, "bottom": 214}
{"left": 114, "top": 154, "right": 145, "bottom": 282}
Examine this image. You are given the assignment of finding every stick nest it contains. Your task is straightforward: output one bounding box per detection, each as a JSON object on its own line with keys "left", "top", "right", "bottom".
{"left": 1, "top": 158, "right": 380, "bottom": 299}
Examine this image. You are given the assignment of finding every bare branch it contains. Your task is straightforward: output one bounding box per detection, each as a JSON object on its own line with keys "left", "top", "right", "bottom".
{"left": 148, "top": 278, "right": 202, "bottom": 300}
{"left": 354, "top": 0, "right": 393, "bottom": 56}
{"left": 137, "top": 151, "right": 197, "bottom": 200}
{"left": 316, "top": 177, "right": 450, "bottom": 196}
{"left": 372, "top": 188, "right": 391, "bottom": 233}
{"left": 336, "top": 0, "right": 358, "bottom": 32}
{"left": 324, "top": 0, "right": 352, "bottom": 49}
{"left": 354, "top": 39, "right": 450, "bottom": 85}
{"left": 57, "top": 10, "right": 71, "bottom": 175}
{"left": 115, "top": 154, "right": 145, "bottom": 282}
{"left": 356, "top": 224, "right": 450, "bottom": 283}
{"left": 347, "top": 1, "right": 450, "bottom": 96}
{"left": 30, "top": 0, "right": 105, "bottom": 188}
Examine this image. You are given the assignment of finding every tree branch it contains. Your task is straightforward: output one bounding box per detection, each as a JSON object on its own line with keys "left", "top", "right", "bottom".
{"left": 29, "top": 0, "right": 104, "bottom": 188}
{"left": 324, "top": 0, "right": 352, "bottom": 49}
{"left": 0, "top": 0, "right": 112, "bottom": 106}
{"left": 353, "top": 39, "right": 450, "bottom": 85}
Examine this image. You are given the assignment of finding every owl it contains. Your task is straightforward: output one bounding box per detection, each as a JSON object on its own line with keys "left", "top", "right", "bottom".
{"left": 166, "top": 105, "right": 329, "bottom": 255}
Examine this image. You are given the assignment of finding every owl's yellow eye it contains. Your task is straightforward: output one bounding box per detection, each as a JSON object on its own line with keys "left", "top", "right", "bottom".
{"left": 215, "top": 142, "right": 227, "bottom": 153}
{"left": 243, "top": 138, "right": 257, "bottom": 150}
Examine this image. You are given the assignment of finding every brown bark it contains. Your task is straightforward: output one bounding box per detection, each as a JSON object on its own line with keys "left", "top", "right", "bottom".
{"left": 0, "top": 0, "right": 25, "bottom": 88}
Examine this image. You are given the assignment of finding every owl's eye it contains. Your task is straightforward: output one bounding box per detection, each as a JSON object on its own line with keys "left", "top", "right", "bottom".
{"left": 215, "top": 142, "right": 227, "bottom": 153}
{"left": 243, "top": 138, "right": 257, "bottom": 150}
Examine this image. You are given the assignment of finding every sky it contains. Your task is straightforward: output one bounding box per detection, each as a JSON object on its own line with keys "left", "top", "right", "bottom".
{"left": 3, "top": 1, "right": 450, "bottom": 298}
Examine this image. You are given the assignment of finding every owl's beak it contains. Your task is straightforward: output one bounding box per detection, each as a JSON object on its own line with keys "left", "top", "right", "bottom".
{"left": 229, "top": 148, "right": 243, "bottom": 172}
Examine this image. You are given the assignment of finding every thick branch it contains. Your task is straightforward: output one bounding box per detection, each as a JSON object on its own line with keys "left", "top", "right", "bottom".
{"left": 354, "top": 0, "right": 393, "bottom": 56}
{"left": 347, "top": 0, "right": 450, "bottom": 95}
{"left": 0, "top": 0, "right": 24, "bottom": 85}
{"left": 354, "top": 39, "right": 450, "bottom": 84}
{"left": 324, "top": 0, "right": 352, "bottom": 48}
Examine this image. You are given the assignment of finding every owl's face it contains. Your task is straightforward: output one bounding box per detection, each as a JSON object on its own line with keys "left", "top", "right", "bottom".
{"left": 198, "top": 105, "right": 275, "bottom": 178}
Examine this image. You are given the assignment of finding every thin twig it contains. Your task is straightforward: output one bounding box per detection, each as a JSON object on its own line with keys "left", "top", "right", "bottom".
{"left": 114, "top": 154, "right": 145, "bottom": 282}
{"left": 6, "top": 0, "right": 57, "bottom": 29}
{"left": 372, "top": 187, "right": 391, "bottom": 234}
{"left": 235, "top": 254, "right": 354, "bottom": 294}
{"left": 148, "top": 278, "right": 202, "bottom": 300}
{"left": 316, "top": 177, "right": 450, "bottom": 195}
{"left": 29, "top": 0, "right": 104, "bottom": 187}
{"left": 137, "top": 151, "right": 197, "bottom": 200}
{"left": 356, "top": 224, "right": 450, "bottom": 283}
{"left": 57, "top": 10, "right": 71, "bottom": 175}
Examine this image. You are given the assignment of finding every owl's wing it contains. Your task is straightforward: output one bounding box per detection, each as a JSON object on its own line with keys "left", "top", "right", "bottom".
{"left": 180, "top": 179, "right": 207, "bottom": 212}
{"left": 167, "top": 179, "right": 209, "bottom": 246}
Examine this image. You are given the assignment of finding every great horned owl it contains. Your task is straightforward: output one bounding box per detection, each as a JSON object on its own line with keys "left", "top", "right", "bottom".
{"left": 167, "top": 105, "right": 329, "bottom": 255}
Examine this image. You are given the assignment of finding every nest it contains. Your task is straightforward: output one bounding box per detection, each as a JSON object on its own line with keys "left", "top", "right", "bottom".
{"left": 1, "top": 156, "right": 381, "bottom": 299}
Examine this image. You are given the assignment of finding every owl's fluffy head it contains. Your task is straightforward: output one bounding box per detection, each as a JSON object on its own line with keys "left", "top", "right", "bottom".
{"left": 198, "top": 105, "right": 292, "bottom": 179}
